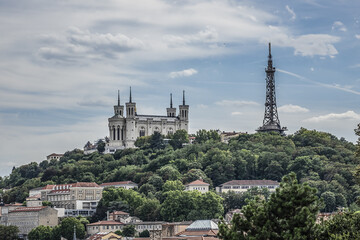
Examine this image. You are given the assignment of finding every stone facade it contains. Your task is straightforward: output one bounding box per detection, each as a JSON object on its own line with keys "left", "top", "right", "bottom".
{"left": 106, "top": 89, "right": 189, "bottom": 153}
{"left": 87, "top": 221, "right": 125, "bottom": 235}
{"left": 40, "top": 182, "right": 102, "bottom": 217}
{"left": 7, "top": 206, "right": 58, "bottom": 237}
{"left": 100, "top": 181, "right": 138, "bottom": 189}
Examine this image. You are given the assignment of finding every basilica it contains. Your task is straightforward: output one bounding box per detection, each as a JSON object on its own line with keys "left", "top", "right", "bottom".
{"left": 105, "top": 88, "right": 189, "bottom": 153}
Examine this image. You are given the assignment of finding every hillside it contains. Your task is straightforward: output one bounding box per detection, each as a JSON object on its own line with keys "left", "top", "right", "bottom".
{"left": 1, "top": 128, "right": 359, "bottom": 221}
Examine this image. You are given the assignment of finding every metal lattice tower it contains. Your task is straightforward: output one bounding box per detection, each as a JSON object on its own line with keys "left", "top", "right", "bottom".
{"left": 257, "top": 43, "right": 287, "bottom": 135}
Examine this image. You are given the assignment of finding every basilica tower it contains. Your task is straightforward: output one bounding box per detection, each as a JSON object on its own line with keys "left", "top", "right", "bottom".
{"left": 179, "top": 90, "right": 189, "bottom": 131}
{"left": 125, "top": 87, "right": 136, "bottom": 148}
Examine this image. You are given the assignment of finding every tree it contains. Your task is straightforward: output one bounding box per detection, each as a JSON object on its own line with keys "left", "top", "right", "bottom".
{"left": 321, "top": 191, "right": 336, "bottom": 212}
{"left": 122, "top": 225, "right": 136, "bottom": 237}
{"left": 219, "top": 172, "right": 320, "bottom": 240}
{"left": 135, "top": 198, "right": 161, "bottom": 221}
{"left": 59, "top": 217, "right": 86, "bottom": 240}
{"left": 97, "top": 139, "right": 105, "bottom": 153}
{"left": 163, "top": 180, "right": 184, "bottom": 192}
{"left": 150, "top": 132, "right": 165, "bottom": 149}
{"left": 169, "top": 129, "right": 189, "bottom": 149}
{"left": 139, "top": 229, "right": 150, "bottom": 237}
{"left": 28, "top": 225, "right": 53, "bottom": 240}
{"left": 0, "top": 225, "right": 19, "bottom": 240}
{"left": 315, "top": 211, "right": 360, "bottom": 239}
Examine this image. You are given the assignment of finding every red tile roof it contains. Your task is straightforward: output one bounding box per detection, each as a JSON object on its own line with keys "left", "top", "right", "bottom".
{"left": 87, "top": 221, "right": 125, "bottom": 226}
{"left": 100, "top": 181, "right": 137, "bottom": 187}
{"left": 9, "top": 206, "right": 47, "bottom": 212}
{"left": 186, "top": 180, "right": 210, "bottom": 186}
{"left": 221, "top": 180, "right": 279, "bottom": 186}
{"left": 86, "top": 232, "right": 121, "bottom": 240}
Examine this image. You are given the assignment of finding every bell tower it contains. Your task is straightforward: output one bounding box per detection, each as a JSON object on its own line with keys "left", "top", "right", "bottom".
{"left": 125, "top": 87, "right": 137, "bottom": 148}
{"left": 257, "top": 43, "right": 287, "bottom": 135}
{"left": 179, "top": 90, "right": 189, "bottom": 131}
{"left": 167, "top": 93, "right": 177, "bottom": 117}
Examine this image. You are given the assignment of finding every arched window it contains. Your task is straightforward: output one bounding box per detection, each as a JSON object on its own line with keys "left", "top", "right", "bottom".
{"left": 168, "top": 128, "right": 173, "bottom": 135}
{"left": 139, "top": 127, "right": 145, "bottom": 137}
{"left": 117, "top": 126, "right": 120, "bottom": 140}
{"left": 112, "top": 127, "right": 116, "bottom": 140}
{"left": 154, "top": 127, "right": 160, "bottom": 133}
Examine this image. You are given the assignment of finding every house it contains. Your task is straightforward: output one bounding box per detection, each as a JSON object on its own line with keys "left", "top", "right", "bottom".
{"left": 100, "top": 181, "right": 138, "bottom": 189}
{"left": 87, "top": 221, "right": 125, "bottom": 235}
{"left": 7, "top": 206, "right": 58, "bottom": 237}
{"left": 40, "top": 182, "right": 102, "bottom": 217}
{"left": 26, "top": 195, "right": 42, "bottom": 207}
{"left": 86, "top": 232, "right": 122, "bottom": 240}
{"left": 29, "top": 186, "right": 45, "bottom": 197}
{"left": 216, "top": 180, "right": 279, "bottom": 194}
{"left": 107, "top": 211, "right": 140, "bottom": 224}
{"left": 133, "top": 221, "right": 164, "bottom": 233}
{"left": 0, "top": 203, "right": 23, "bottom": 225}
{"left": 46, "top": 153, "right": 63, "bottom": 161}
{"left": 219, "top": 131, "right": 242, "bottom": 143}
{"left": 185, "top": 179, "right": 209, "bottom": 193}
{"left": 161, "top": 221, "right": 193, "bottom": 238}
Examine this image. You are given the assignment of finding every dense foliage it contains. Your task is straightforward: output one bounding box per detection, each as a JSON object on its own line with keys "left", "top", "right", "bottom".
{"left": 1, "top": 128, "right": 359, "bottom": 222}
{"left": 219, "top": 173, "right": 321, "bottom": 240}
{"left": 0, "top": 225, "right": 19, "bottom": 240}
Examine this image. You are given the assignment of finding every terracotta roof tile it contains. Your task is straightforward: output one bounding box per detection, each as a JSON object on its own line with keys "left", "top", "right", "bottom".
{"left": 221, "top": 180, "right": 279, "bottom": 186}
{"left": 186, "top": 180, "right": 210, "bottom": 186}
{"left": 9, "top": 206, "right": 47, "bottom": 212}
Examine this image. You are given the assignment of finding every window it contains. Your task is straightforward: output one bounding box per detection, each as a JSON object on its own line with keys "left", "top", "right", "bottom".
{"left": 139, "top": 127, "right": 145, "bottom": 137}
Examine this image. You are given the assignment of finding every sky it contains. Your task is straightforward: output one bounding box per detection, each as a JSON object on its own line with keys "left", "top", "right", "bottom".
{"left": 0, "top": 0, "right": 360, "bottom": 177}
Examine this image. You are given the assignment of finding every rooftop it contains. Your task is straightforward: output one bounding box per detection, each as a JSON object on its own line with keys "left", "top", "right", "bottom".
{"left": 186, "top": 179, "right": 210, "bottom": 186}
{"left": 100, "top": 181, "right": 137, "bottom": 186}
{"left": 88, "top": 221, "right": 125, "bottom": 226}
{"left": 186, "top": 220, "right": 218, "bottom": 231}
{"left": 9, "top": 206, "right": 47, "bottom": 212}
{"left": 220, "top": 180, "right": 279, "bottom": 186}
{"left": 111, "top": 211, "right": 129, "bottom": 215}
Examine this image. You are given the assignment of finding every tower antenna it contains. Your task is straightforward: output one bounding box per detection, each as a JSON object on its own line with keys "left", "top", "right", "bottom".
{"left": 257, "top": 43, "right": 287, "bottom": 135}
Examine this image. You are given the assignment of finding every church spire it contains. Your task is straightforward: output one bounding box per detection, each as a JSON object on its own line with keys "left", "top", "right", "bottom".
{"left": 129, "top": 87, "right": 132, "bottom": 103}
{"left": 170, "top": 93, "right": 173, "bottom": 108}
{"left": 182, "top": 90, "right": 185, "bottom": 105}
{"left": 117, "top": 90, "right": 120, "bottom": 106}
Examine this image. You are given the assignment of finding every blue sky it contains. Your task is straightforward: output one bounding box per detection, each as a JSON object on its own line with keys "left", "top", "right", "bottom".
{"left": 0, "top": 0, "right": 360, "bottom": 177}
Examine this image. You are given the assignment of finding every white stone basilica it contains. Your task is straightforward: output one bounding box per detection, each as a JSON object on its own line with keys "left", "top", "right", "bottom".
{"left": 105, "top": 88, "right": 189, "bottom": 153}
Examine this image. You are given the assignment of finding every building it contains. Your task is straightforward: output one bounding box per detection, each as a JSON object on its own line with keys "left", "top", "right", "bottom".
{"left": 29, "top": 186, "right": 45, "bottom": 197}
{"left": 7, "top": 206, "right": 58, "bottom": 237}
{"left": 185, "top": 180, "right": 210, "bottom": 193}
{"left": 25, "top": 195, "right": 42, "bottom": 207}
{"left": 86, "top": 232, "right": 122, "bottom": 240}
{"left": 219, "top": 131, "right": 243, "bottom": 143}
{"left": 0, "top": 203, "right": 23, "bottom": 226}
{"left": 107, "top": 211, "right": 140, "bottom": 224}
{"left": 87, "top": 221, "right": 125, "bottom": 235}
{"left": 105, "top": 89, "right": 189, "bottom": 152}
{"left": 216, "top": 180, "right": 279, "bottom": 194}
{"left": 161, "top": 221, "right": 193, "bottom": 238}
{"left": 40, "top": 182, "right": 102, "bottom": 217}
{"left": 46, "top": 153, "right": 63, "bottom": 161}
{"left": 162, "top": 220, "right": 219, "bottom": 240}
{"left": 100, "top": 181, "right": 138, "bottom": 189}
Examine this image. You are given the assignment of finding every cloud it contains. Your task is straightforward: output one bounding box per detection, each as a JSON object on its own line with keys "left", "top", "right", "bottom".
{"left": 356, "top": 34, "right": 360, "bottom": 39}
{"left": 169, "top": 68, "right": 198, "bottom": 78}
{"left": 164, "top": 26, "right": 219, "bottom": 47}
{"left": 285, "top": 5, "right": 296, "bottom": 21}
{"left": 332, "top": 21, "right": 347, "bottom": 32}
{"left": 231, "top": 111, "right": 242, "bottom": 116}
{"left": 278, "top": 104, "right": 309, "bottom": 113}
{"left": 278, "top": 69, "right": 360, "bottom": 95}
{"left": 215, "top": 100, "right": 259, "bottom": 107}
{"left": 304, "top": 111, "right": 360, "bottom": 123}
{"left": 37, "top": 27, "right": 145, "bottom": 61}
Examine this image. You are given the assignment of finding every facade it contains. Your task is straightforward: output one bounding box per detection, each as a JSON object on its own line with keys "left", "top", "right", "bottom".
{"left": 7, "top": 206, "right": 58, "bottom": 237}
{"left": 46, "top": 153, "right": 63, "bottom": 161}
{"left": 106, "top": 89, "right": 189, "bottom": 153}
{"left": 162, "top": 220, "right": 219, "bottom": 240}
{"left": 26, "top": 195, "right": 42, "bottom": 207}
{"left": 100, "top": 181, "right": 138, "bottom": 189}
{"left": 219, "top": 131, "right": 243, "bottom": 143}
{"left": 40, "top": 182, "right": 102, "bottom": 217}
{"left": 107, "top": 211, "right": 141, "bottom": 224}
{"left": 0, "top": 203, "right": 23, "bottom": 226}
{"left": 185, "top": 180, "right": 210, "bottom": 193}
{"left": 87, "top": 221, "right": 125, "bottom": 235}
{"left": 216, "top": 180, "right": 279, "bottom": 194}
{"left": 29, "top": 187, "right": 44, "bottom": 197}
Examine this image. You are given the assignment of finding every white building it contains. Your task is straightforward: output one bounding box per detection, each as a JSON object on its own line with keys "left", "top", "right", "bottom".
{"left": 100, "top": 181, "right": 138, "bottom": 189}
{"left": 185, "top": 179, "right": 210, "bottom": 193}
{"left": 216, "top": 180, "right": 279, "bottom": 194}
{"left": 46, "top": 153, "right": 63, "bottom": 161}
{"left": 105, "top": 89, "right": 189, "bottom": 153}
{"left": 87, "top": 221, "right": 125, "bottom": 235}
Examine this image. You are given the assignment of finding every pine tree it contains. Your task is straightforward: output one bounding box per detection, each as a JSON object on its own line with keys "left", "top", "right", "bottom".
{"left": 219, "top": 172, "right": 320, "bottom": 240}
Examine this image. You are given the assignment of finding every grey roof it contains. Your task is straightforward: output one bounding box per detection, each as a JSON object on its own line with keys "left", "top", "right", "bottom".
{"left": 186, "top": 220, "right": 218, "bottom": 231}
